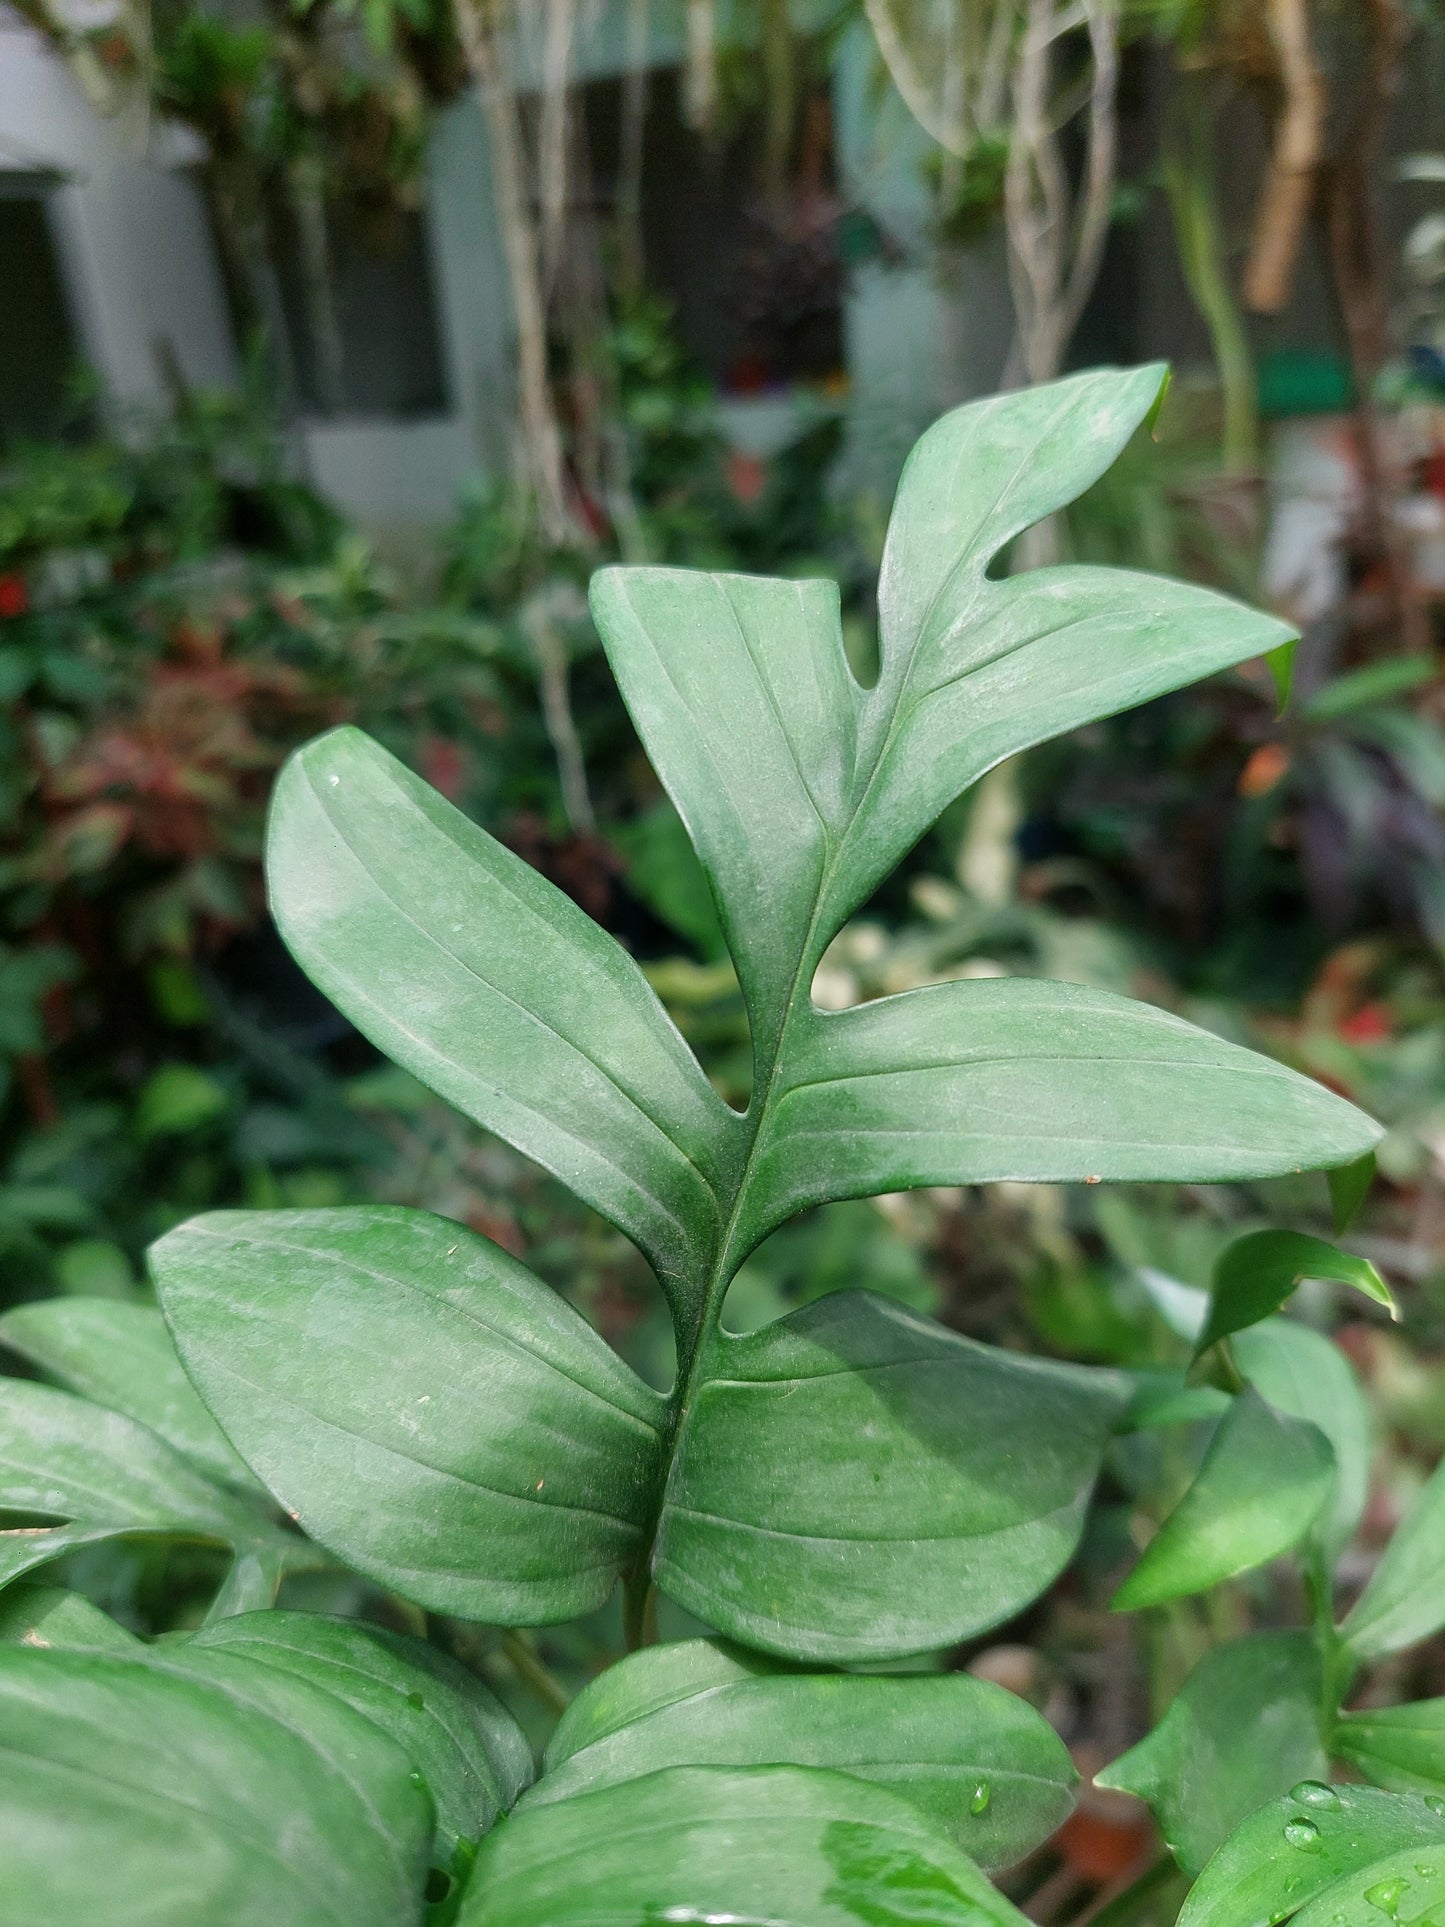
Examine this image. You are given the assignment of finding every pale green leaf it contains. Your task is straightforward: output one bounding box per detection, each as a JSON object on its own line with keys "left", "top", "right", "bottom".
{"left": 0, "top": 1297, "right": 259, "bottom": 1493}
{"left": 0, "top": 1645, "right": 431, "bottom": 1925}
{"left": 461, "top": 1764, "right": 1032, "bottom": 1926}
{"left": 0, "top": 1377, "right": 287, "bottom": 1593}
{"left": 187, "top": 1609, "right": 534, "bottom": 1860}
{"left": 152, "top": 1208, "right": 668, "bottom": 1624}
{"left": 525, "top": 1635, "right": 1076, "bottom": 1867}
{"left": 741, "top": 982, "right": 1380, "bottom": 1250}
{"left": 655, "top": 1291, "right": 1128, "bottom": 1661}
{"left": 266, "top": 726, "right": 739, "bottom": 1319}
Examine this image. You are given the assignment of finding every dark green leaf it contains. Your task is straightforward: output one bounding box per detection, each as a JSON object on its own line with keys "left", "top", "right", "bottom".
{"left": 1176, "top": 1783, "right": 1445, "bottom": 1927}
{"left": 1096, "top": 1632, "right": 1327, "bottom": 1875}
{"left": 153, "top": 1207, "right": 668, "bottom": 1624}
{"left": 187, "top": 1609, "right": 534, "bottom": 1859}
{"left": 1340, "top": 1455, "right": 1445, "bottom": 1660}
{"left": 1194, "top": 1230, "right": 1394, "bottom": 1359}
{"left": 1232, "top": 1319, "right": 1371, "bottom": 1561}
{"left": 266, "top": 727, "right": 739, "bottom": 1319}
{"left": 525, "top": 1635, "right": 1075, "bottom": 1868}
{"left": 740, "top": 984, "right": 1379, "bottom": 1251}
{"left": 0, "top": 1583, "right": 139, "bottom": 1651}
{"left": 461, "top": 1763, "right": 1032, "bottom": 1926}
{"left": 0, "top": 1377, "right": 287, "bottom": 1592}
{"left": 655, "top": 1291, "right": 1129, "bottom": 1660}
{"left": 0, "top": 1297, "right": 258, "bottom": 1493}
{"left": 1112, "top": 1388, "right": 1334, "bottom": 1609}
{"left": 1337, "top": 1699, "right": 1445, "bottom": 1795}
{"left": 0, "top": 1645, "right": 431, "bottom": 1925}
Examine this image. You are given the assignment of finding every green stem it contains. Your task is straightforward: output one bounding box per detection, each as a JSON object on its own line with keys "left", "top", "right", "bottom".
{"left": 499, "top": 1630, "right": 571, "bottom": 1716}
{"left": 1162, "top": 89, "right": 1258, "bottom": 478}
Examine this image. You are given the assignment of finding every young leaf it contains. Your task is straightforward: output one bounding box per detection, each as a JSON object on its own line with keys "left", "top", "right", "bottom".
{"left": 1193, "top": 1229, "right": 1394, "bottom": 1359}
{"left": 266, "top": 725, "right": 741, "bottom": 1324}
{"left": 1232, "top": 1319, "right": 1372, "bottom": 1561}
{"left": 1337, "top": 1698, "right": 1445, "bottom": 1795}
{"left": 0, "top": 1645, "right": 431, "bottom": 1925}
{"left": 0, "top": 1296, "right": 259, "bottom": 1493}
{"left": 187, "top": 1610, "right": 534, "bottom": 1861}
{"left": 1097, "top": 1632, "right": 1328, "bottom": 1875}
{"left": 1112, "top": 1389, "right": 1335, "bottom": 1609}
{"left": 654, "top": 1291, "right": 1130, "bottom": 1660}
{"left": 1340, "top": 1454, "right": 1445, "bottom": 1660}
{"left": 1176, "top": 1784, "right": 1445, "bottom": 1927}
{"left": 0, "top": 1583, "right": 140, "bottom": 1651}
{"left": 462, "top": 1763, "right": 1032, "bottom": 1926}
{"left": 0, "top": 1377, "right": 289, "bottom": 1594}
{"left": 524, "top": 1635, "right": 1076, "bottom": 1868}
{"left": 152, "top": 1208, "right": 668, "bottom": 1625}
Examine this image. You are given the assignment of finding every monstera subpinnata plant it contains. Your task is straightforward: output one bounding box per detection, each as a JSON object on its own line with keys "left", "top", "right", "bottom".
{"left": 0, "top": 365, "right": 1388, "bottom": 1925}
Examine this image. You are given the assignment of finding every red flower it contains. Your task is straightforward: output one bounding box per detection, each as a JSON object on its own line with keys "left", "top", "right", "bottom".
{"left": 0, "top": 573, "right": 29, "bottom": 619}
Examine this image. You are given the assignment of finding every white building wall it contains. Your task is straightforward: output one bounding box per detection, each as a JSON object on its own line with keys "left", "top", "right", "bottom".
{"left": 0, "top": 10, "right": 238, "bottom": 413}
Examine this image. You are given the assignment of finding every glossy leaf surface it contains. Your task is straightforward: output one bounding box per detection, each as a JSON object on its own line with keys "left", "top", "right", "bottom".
{"left": 1232, "top": 1319, "right": 1371, "bottom": 1560}
{"left": 0, "top": 1376, "right": 286, "bottom": 1592}
{"left": 1340, "top": 1454, "right": 1445, "bottom": 1659}
{"left": 1193, "top": 1229, "right": 1393, "bottom": 1358}
{"left": 526, "top": 1635, "right": 1075, "bottom": 1866}
{"left": 0, "top": 1646, "right": 430, "bottom": 1925}
{"left": 741, "top": 982, "right": 1379, "bottom": 1249}
{"left": 656, "top": 1292, "right": 1129, "bottom": 1659}
{"left": 0, "top": 1297, "right": 257, "bottom": 1492}
{"left": 1176, "top": 1784, "right": 1445, "bottom": 1927}
{"left": 1112, "top": 1388, "right": 1334, "bottom": 1609}
{"left": 462, "top": 1764, "right": 1032, "bottom": 1927}
{"left": 1337, "top": 1699, "right": 1445, "bottom": 1794}
{"left": 189, "top": 1609, "right": 534, "bottom": 1859}
{"left": 153, "top": 1208, "right": 667, "bottom": 1624}
{"left": 1291, "top": 1844, "right": 1445, "bottom": 1926}
{"left": 1097, "top": 1632, "right": 1327, "bottom": 1875}
{"left": 267, "top": 726, "right": 738, "bottom": 1316}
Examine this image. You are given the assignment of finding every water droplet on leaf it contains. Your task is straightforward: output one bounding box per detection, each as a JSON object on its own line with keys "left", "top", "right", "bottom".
{"left": 1364, "top": 1875, "right": 1408, "bottom": 1916}
{"left": 1285, "top": 1819, "right": 1322, "bottom": 1851}
{"left": 1291, "top": 1781, "right": 1340, "bottom": 1809}
{"left": 969, "top": 1781, "right": 991, "bottom": 1815}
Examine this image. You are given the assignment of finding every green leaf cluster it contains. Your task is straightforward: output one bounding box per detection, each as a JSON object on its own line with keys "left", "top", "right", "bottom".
{"left": 0, "top": 366, "right": 1387, "bottom": 1921}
